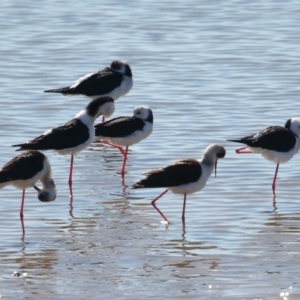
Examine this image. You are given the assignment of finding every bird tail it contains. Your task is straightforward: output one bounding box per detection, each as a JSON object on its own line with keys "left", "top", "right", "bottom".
{"left": 94, "top": 124, "right": 103, "bottom": 137}
{"left": 133, "top": 172, "right": 167, "bottom": 189}
{"left": 132, "top": 181, "right": 146, "bottom": 189}
{"left": 227, "top": 140, "right": 253, "bottom": 154}
{"left": 227, "top": 139, "right": 247, "bottom": 144}
{"left": 12, "top": 143, "right": 39, "bottom": 151}
{"left": 44, "top": 86, "right": 72, "bottom": 94}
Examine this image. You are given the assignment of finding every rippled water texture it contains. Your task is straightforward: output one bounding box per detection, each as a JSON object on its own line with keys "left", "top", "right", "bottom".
{"left": 1, "top": 1, "right": 300, "bottom": 299}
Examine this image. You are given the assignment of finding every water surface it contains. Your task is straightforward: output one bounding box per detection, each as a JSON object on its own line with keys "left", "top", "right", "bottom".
{"left": 0, "top": 1, "right": 300, "bottom": 299}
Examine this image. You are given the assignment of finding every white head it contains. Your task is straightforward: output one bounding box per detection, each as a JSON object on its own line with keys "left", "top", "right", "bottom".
{"left": 133, "top": 106, "right": 153, "bottom": 123}
{"left": 202, "top": 143, "right": 226, "bottom": 177}
{"left": 285, "top": 118, "right": 300, "bottom": 137}
{"left": 86, "top": 97, "right": 115, "bottom": 119}
{"left": 34, "top": 178, "right": 57, "bottom": 202}
{"left": 34, "top": 157, "right": 57, "bottom": 202}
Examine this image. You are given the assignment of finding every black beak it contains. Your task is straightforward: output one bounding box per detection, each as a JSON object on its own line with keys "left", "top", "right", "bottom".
{"left": 215, "top": 160, "right": 218, "bottom": 177}
{"left": 34, "top": 185, "right": 41, "bottom": 191}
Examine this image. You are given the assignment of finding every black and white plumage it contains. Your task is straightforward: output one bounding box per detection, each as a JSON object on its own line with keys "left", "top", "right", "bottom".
{"left": 133, "top": 144, "right": 226, "bottom": 224}
{"left": 95, "top": 106, "right": 153, "bottom": 176}
{"left": 228, "top": 118, "right": 300, "bottom": 196}
{"left": 44, "top": 60, "right": 133, "bottom": 101}
{"left": 13, "top": 97, "right": 115, "bottom": 195}
{"left": 0, "top": 151, "right": 56, "bottom": 226}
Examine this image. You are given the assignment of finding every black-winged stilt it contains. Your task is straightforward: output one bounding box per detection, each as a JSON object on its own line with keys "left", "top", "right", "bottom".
{"left": 13, "top": 97, "right": 114, "bottom": 197}
{"left": 228, "top": 118, "right": 300, "bottom": 196}
{"left": 133, "top": 144, "right": 226, "bottom": 224}
{"left": 44, "top": 60, "right": 132, "bottom": 122}
{"left": 0, "top": 150, "right": 56, "bottom": 233}
{"left": 95, "top": 106, "right": 153, "bottom": 177}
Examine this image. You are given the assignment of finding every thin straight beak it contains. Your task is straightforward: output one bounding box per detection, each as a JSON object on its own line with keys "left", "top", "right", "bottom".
{"left": 215, "top": 160, "right": 218, "bottom": 177}
{"left": 34, "top": 185, "right": 41, "bottom": 191}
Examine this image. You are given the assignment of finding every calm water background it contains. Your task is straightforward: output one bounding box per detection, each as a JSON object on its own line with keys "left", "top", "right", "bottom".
{"left": 0, "top": 1, "right": 300, "bottom": 299}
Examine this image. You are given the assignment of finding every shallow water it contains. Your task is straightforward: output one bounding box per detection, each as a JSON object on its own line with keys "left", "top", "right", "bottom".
{"left": 1, "top": 1, "right": 300, "bottom": 299}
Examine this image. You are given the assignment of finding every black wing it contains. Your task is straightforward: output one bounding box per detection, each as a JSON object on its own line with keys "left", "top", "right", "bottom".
{"left": 13, "top": 119, "right": 90, "bottom": 151}
{"left": 133, "top": 159, "right": 202, "bottom": 188}
{"left": 95, "top": 117, "right": 145, "bottom": 138}
{"left": 228, "top": 126, "right": 296, "bottom": 152}
{"left": 45, "top": 68, "right": 123, "bottom": 96}
{"left": 73, "top": 68, "right": 123, "bottom": 96}
{"left": 0, "top": 151, "right": 45, "bottom": 183}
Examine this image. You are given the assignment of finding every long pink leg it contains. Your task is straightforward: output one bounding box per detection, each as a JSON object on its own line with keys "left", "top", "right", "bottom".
{"left": 68, "top": 154, "right": 74, "bottom": 198}
{"left": 102, "top": 116, "right": 105, "bottom": 123}
{"left": 20, "top": 189, "right": 25, "bottom": 219}
{"left": 19, "top": 189, "right": 25, "bottom": 235}
{"left": 236, "top": 146, "right": 252, "bottom": 154}
{"left": 151, "top": 189, "right": 170, "bottom": 223}
{"left": 182, "top": 194, "right": 187, "bottom": 222}
{"left": 97, "top": 140, "right": 126, "bottom": 157}
{"left": 121, "top": 146, "right": 129, "bottom": 176}
{"left": 68, "top": 154, "right": 74, "bottom": 184}
{"left": 272, "top": 163, "right": 279, "bottom": 197}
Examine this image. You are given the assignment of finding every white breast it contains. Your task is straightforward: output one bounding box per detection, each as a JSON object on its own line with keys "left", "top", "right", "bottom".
{"left": 249, "top": 137, "right": 300, "bottom": 164}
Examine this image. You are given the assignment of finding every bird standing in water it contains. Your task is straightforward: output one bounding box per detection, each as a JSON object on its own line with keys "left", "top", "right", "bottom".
{"left": 95, "top": 106, "right": 153, "bottom": 178}
{"left": 228, "top": 118, "right": 300, "bottom": 197}
{"left": 0, "top": 150, "right": 56, "bottom": 234}
{"left": 133, "top": 144, "right": 226, "bottom": 224}
{"left": 13, "top": 97, "right": 115, "bottom": 197}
